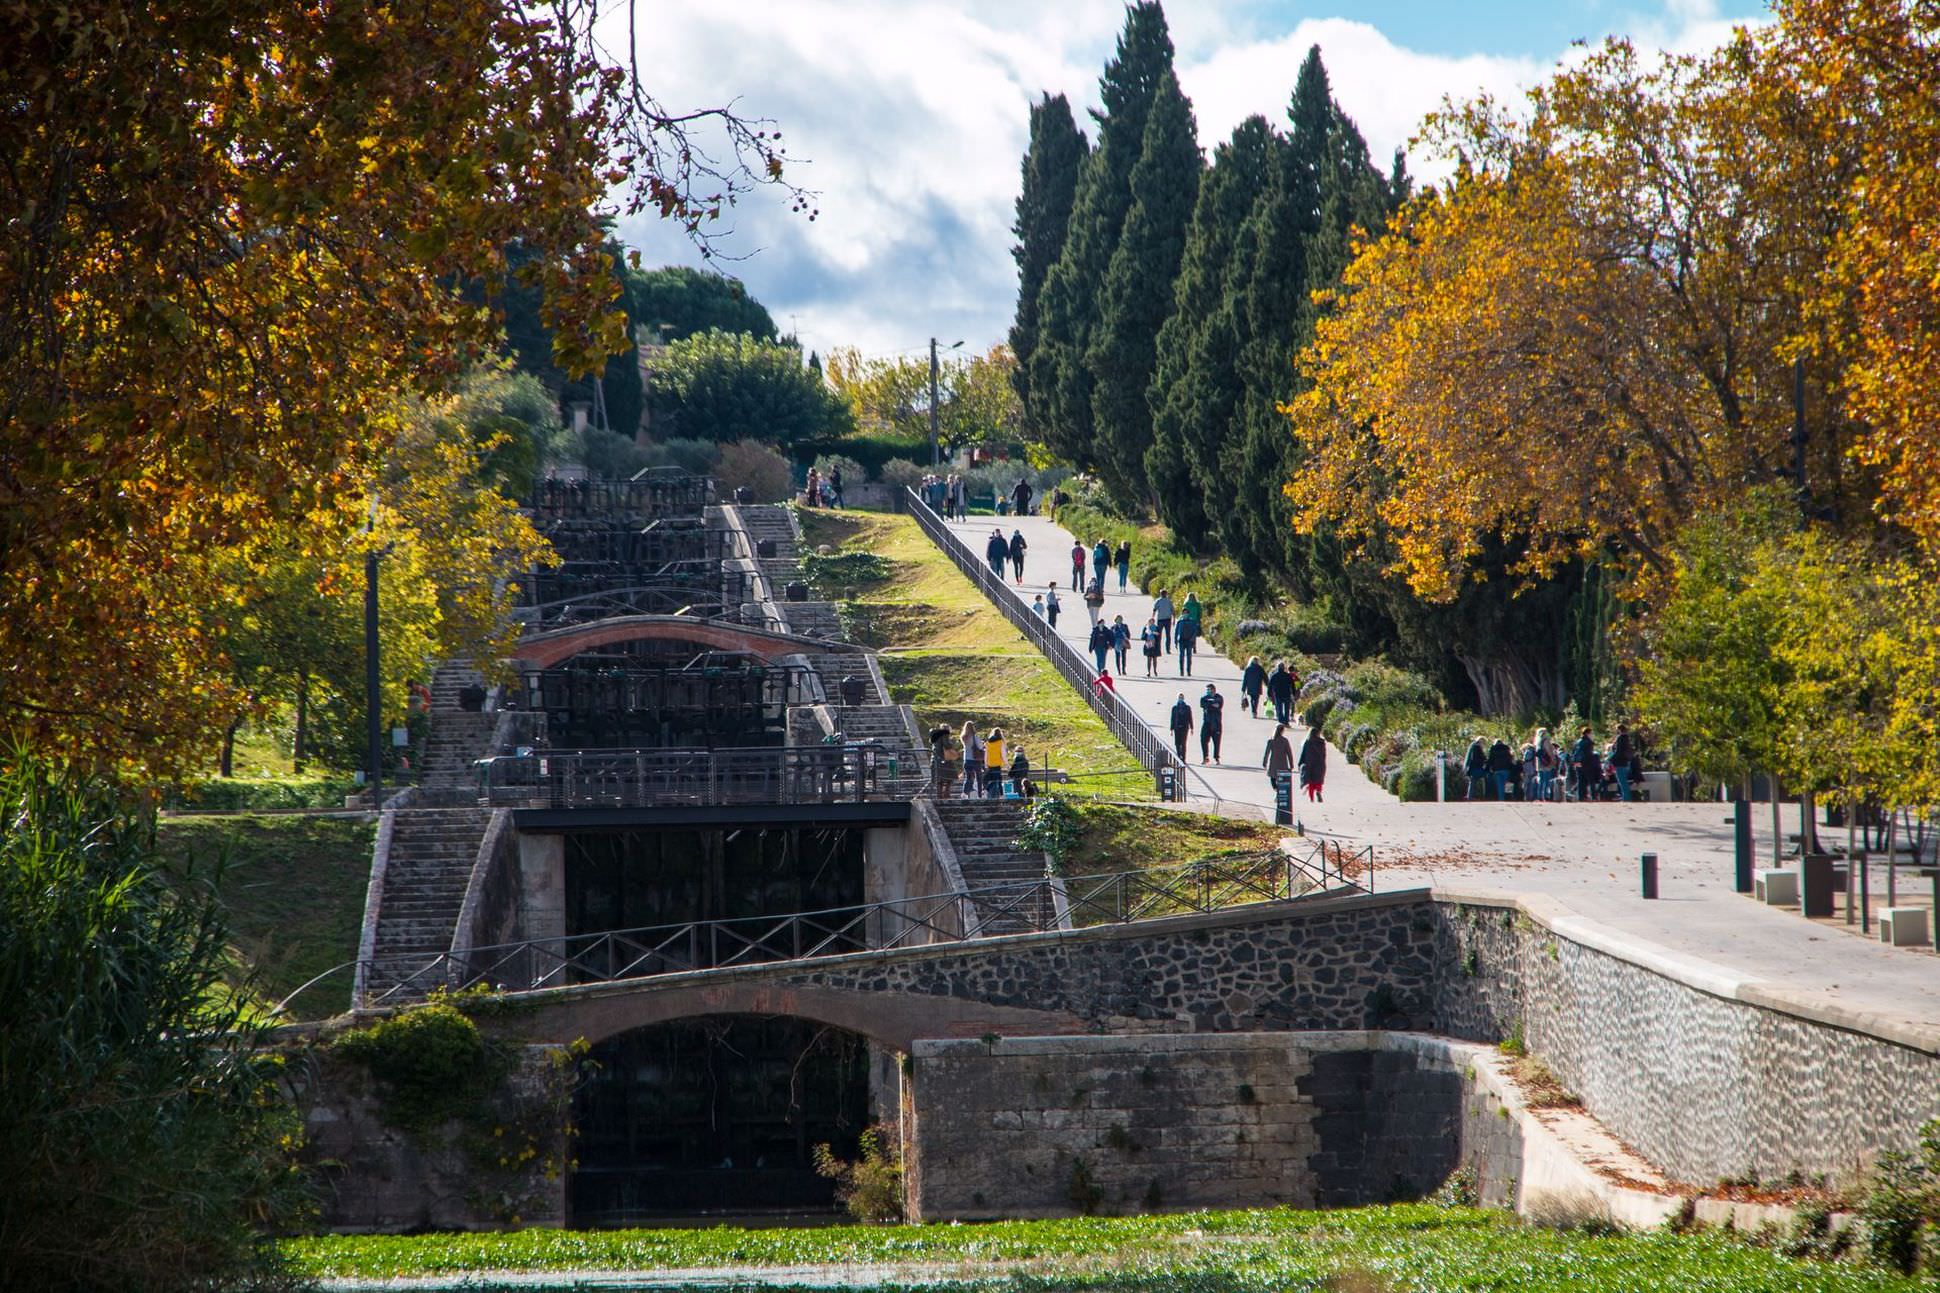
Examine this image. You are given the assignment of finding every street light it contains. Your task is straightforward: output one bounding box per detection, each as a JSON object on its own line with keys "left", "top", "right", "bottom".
{"left": 930, "top": 337, "right": 964, "bottom": 466}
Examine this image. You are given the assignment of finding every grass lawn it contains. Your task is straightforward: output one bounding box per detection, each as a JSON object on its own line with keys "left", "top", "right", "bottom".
{"left": 1060, "top": 801, "right": 1286, "bottom": 879}
{"left": 281, "top": 1203, "right": 1922, "bottom": 1290}
{"left": 157, "top": 813, "right": 374, "bottom": 1018}
{"left": 799, "top": 508, "right": 1151, "bottom": 799}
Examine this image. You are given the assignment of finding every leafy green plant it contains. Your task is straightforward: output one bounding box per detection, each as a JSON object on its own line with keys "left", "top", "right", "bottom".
{"left": 332, "top": 996, "right": 511, "bottom": 1135}
{"left": 1018, "top": 794, "right": 1084, "bottom": 871}
{"left": 1067, "top": 1157, "right": 1104, "bottom": 1215}
{"left": 813, "top": 1125, "right": 905, "bottom": 1223}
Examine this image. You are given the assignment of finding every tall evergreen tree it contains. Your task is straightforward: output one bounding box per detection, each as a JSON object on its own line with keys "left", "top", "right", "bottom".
{"left": 1088, "top": 69, "right": 1201, "bottom": 503}
{"left": 1030, "top": 2, "right": 1175, "bottom": 469}
{"left": 1009, "top": 94, "right": 1089, "bottom": 437}
{"left": 1147, "top": 115, "right": 1277, "bottom": 545}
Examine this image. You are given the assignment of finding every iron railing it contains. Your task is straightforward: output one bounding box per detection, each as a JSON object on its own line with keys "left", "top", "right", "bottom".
{"left": 473, "top": 741, "right": 924, "bottom": 808}
{"left": 343, "top": 837, "right": 1374, "bottom": 1009}
{"left": 528, "top": 472, "right": 715, "bottom": 522}
{"left": 904, "top": 488, "right": 1184, "bottom": 789}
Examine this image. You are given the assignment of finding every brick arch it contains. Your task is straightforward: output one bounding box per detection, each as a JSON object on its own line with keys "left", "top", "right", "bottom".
{"left": 483, "top": 979, "right": 1088, "bottom": 1053}
{"left": 514, "top": 615, "right": 832, "bottom": 670}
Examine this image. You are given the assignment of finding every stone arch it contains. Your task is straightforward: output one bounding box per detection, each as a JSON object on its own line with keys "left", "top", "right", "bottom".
{"left": 484, "top": 979, "right": 1088, "bottom": 1052}
{"left": 514, "top": 615, "right": 833, "bottom": 671}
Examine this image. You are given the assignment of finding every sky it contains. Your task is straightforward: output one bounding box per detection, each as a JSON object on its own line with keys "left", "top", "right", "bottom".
{"left": 608, "top": 0, "right": 1769, "bottom": 362}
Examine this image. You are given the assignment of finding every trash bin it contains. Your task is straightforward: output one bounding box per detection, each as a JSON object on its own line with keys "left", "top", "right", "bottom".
{"left": 756, "top": 538, "right": 777, "bottom": 558}
{"left": 785, "top": 580, "right": 808, "bottom": 602}
{"left": 1801, "top": 853, "right": 1839, "bottom": 918}
{"left": 839, "top": 675, "right": 866, "bottom": 707}
{"left": 734, "top": 486, "right": 754, "bottom": 505}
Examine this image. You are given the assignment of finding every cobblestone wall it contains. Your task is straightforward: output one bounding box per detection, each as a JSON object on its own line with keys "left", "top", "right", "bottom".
{"left": 908, "top": 1033, "right": 1468, "bottom": 1219}
{"left": 1431, "top": 901, "right": 1940, "bottom": 1184}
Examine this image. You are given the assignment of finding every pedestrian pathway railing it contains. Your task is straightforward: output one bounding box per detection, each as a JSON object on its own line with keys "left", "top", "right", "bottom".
{"left": 472, "top": 741, "right": 925, "bottom": 809}
{"left": 904, "top": 487, "right": 1185, "bottom": 793}
{"left": 312, "top": 836, "right": 1375, "bottom": 1011}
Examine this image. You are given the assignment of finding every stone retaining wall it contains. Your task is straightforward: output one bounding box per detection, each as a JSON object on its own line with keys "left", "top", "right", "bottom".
{"left": 907, "top": 1033, "right": 1468, "bottom": 1220}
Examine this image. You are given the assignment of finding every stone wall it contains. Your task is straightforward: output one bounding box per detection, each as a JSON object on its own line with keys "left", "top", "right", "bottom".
{"left": 1431, "top": 900, "right": 1940, "bottom": 1185}
{"left": 907, "top": 1032, "right": 1470, "bottom": 1220}
{"left": 298, "top": 1043, "right": 569, "bottom": 1232}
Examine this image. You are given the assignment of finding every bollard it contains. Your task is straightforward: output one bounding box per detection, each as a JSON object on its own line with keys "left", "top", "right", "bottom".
{"left": 1641, "top": 852, "right": 1659, "bottom": 900}
{"left": 1731, "top": 797, "right": 1753, "bottom": 893}
{"left": 1435, "top": 750, "right": 1447, "bottom": 804}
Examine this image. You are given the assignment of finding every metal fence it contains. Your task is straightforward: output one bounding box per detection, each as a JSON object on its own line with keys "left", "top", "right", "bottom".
{"left": 473, "top": 741, "right": 925, "bottom": 809}
{"left": 350, "top": 837, "right": 1373, "bottom": 1008}
{"left": 903, "top": 487, "right": 1183, "bottom": 790}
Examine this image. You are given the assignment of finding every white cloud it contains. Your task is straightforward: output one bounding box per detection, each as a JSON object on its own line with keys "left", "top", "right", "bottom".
{"left": 607, "top": 1, "right": 1757, "bottom": 363}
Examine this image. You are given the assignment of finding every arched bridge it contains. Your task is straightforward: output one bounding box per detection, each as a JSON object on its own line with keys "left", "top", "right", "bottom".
{"left": 464, "top": 887, "right": 1448, "bottom": 1052}
{"left": 515, "top": 614, "right": 841, "bottom": 670}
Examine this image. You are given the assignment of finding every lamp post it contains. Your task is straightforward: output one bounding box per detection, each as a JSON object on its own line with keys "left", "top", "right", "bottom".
{"left": 929, "top": 337, "right": 963, "bottom": 467}
{"left": 365, "top": 542, "right": 382, "bottom": 806}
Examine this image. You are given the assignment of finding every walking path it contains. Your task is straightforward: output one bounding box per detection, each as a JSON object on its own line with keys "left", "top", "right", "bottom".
{"left": 941, "top": 508, "right": 1940, "bottom": 1049}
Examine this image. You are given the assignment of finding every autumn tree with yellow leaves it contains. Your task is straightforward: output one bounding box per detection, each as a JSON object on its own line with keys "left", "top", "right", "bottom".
{"left": 0, "top": 1, "right": 801, "bottom": 777}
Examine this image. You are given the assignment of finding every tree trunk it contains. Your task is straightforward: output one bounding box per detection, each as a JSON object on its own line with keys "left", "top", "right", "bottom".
{"left": 1799, "top": 791, "right": 1820, "bottom": 855}
{"left": 1885, "top": 806, "right": 1898, "bottom": 908}
{"left": 1769, "top": 772, "right": 1783, "bottom": 866}
{"left": 220, "top": 718, "right": 239, "bottom": 778}
{"left": 1456, "top": 650, "right": 1566, "bottom": 718}
{"left": 293, "top": 673, "right": 309, "bottom": 773}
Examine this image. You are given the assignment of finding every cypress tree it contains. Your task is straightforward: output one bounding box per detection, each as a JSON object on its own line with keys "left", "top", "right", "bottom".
{"left": 1088, "top": 69, "right": 1201, "bottom": 504}
{"left": 1009, "top": 94, "right": 1089, "bottom": 437}
{"left": 1030, "top": 1, "right": 1175, "bottom": 469}
{"left": 1147, "top": 115, "right": 1277, "bottom": 545}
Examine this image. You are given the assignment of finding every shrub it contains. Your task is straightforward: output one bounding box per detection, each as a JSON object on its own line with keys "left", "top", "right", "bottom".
{"left": 793, "top": 433, "right": 927, "bottom": 478}
{"left": 634, "top": 436, "right": 722, "bottom": 477}
{"left": 1019, "top": 795, "right": 1084, "bottom": 872}
{"left": 812, "top": 453, "right": 866, "bottom": 490}
{"left": 813, "top": 1125, "right": 904, "bottom": 1223}
{"left": 879, "top": 457, "right": 926, "bottom": 491}
{"left": 332, "top": 998, "right": 510, "bottom": 1135}
{"left": 715, "top": 438, "right": 792, "bottom": 502}
{"left": 165, "top": 774, "right": 360, "bottom": 811}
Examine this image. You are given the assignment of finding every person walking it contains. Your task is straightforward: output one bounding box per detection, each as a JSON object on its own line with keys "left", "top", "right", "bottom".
{"left": 1090, "top": 668, "right": 1116, "bottom": 697}
{"left": 1297, "top": 727, "right": 1327, "bottom": 802}
{"left": 1169, "top": 692, "right": 1194, "bottom": 761}
{"left": 1070, "top": 541, "right": 1087, "bottom": 592}
{"left": 1486, "top": 736, "right": 1516, "bottom": 801}
{"left": 1463, "top": 737, "right": 1489, "bottom": 802}
{"left": 1267, "top": 661, "right": 1296, "bottom": 725}
{"left": 983, "top": 727, "right": 1008, "bottom": 799}
{"left": 928, "top": 724, "right": 957, "bottom": 798}
{"left": 1180, "top": 590, "right": 1202, "bottom": 633}
{"left": 1611, "top": 723, "right": 1637, "bottom": 801}
{"left": 1088, "top": 619, "right": 1112, "bottom": 675}
{"left": 1140, "top": 615, "right": 1163, "bottom": 677}
{"left": 1091, "top": 538, "right": 1110, "bottom": 588}
{"left": 1535, "top": 727, "right": 1559, "bottom": 801}
{"left": 1240, "top": 656, "right": 1267, "bottom": 718}
{"left": 1114, "top": 539, "right": 1131, "bottom": 593}
{"left": 1044, "top": 584, "right": 1061, "bottom": 629}
{"left": 959, "top": 721, "right": 984, "bottom": 799}
{"left": 1008, "top": 528, "right": 1028, "bottom": 585}
{"left": 1084, "top": 578, "right": 1106, "bottom": 626}
{"left": 1013, "top": 476, "right": 1033, "bottom": 518}
{"left": 829, "top": 465, "right": 845, "bottom": 508}
{"left": 1570, "top": 726, "right": 1600, "bottom": 802}
{"left": 1198, "top": 682, "right": 1225, "bottom": 764}
{"left": 1176, "top": 613, "right": 1199, "bottom": 676}
{"left": 1110, "top": 614, "right": 1130, "bottom": 674}
{"left": 1263, "top": 722, "right": 1295, "bottom": 796}
{"left": 984, "top": 527, "right": 1009, "bottom": 579}
{"left": 1152, "top": 589, "right": 1174, "bottom": 652}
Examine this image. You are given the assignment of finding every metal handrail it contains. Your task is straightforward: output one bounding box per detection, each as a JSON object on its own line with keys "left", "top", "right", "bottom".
{"left": 343, "top": 839, "right": 1373, "bottom": 1010}
{"left": 904, "top": 488, "right": 1183, "bottom": 787}
{"left": 473, "top": 741, "right": 925, "bottom": 808}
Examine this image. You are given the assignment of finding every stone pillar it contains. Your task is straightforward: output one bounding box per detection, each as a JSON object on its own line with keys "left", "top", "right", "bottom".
{"left": 517, "top": 832, "right": 567, "bottom": 989}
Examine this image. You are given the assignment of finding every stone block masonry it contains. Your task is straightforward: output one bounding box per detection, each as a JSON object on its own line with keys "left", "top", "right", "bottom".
{"left": 907, "top": 1033, "right": 1465, "bottom": 1220}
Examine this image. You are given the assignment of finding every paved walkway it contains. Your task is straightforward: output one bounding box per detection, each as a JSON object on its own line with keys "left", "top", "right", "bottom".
{"left": 943, "top": 510, "right": 1940, "bottom": 1048}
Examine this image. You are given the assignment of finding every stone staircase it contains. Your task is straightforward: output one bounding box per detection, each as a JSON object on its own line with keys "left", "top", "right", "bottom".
{"left": 815, "top": 648, "right": 887, "bottom": 705}
{"left": 364, "top": 806, "right": 491, "bottom": 1001}
{"left": 931, "top": 799, "right": 1055, "bottom": 935}
{"left": 780, "top": 600, "right": 843, "bottom": 639}
{"left": 419, "top": 662, "right": 499, "bottom": 804}
{"left": 736, "top": 504, "right": 801, "bottom": 560}
{"left": 831, "top": 703, "right": 919, "bottom": 769}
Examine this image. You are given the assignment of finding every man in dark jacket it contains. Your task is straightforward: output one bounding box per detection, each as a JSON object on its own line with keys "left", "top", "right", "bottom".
{"left": 1240, "top": 657, "right": 1267, "bottom": 716}
{"left": 1267, "top": 662, "right": 1296, "bottom": 725}
{"left": 985, "top": 528, "right": 1009, "bottom": 579}
{"left": 1088, "top": 620, "right": 1112, "bottom": 675}
{"left": 1169, "top": 693, "right": 1194, "bottom": 760}
{"left": 1013, "top": 477, "right": 1033, "bottom": 517}
{"left": 1611, "top": 723, "right": 1637, "bottom": 801}
{"left": 1571, "top": 727, "right": 1600, "bottom": 801}
{"left": 1198, "top": 683, "right": 1225, "bottom": 765}
{"left": 1486, "top": 737, "right": 1516, "bottom": 800}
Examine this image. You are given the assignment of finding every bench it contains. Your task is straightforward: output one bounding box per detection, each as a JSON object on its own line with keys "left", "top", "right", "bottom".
{"left": 1754, "top": 868, "right": 1799, "bottom": 907}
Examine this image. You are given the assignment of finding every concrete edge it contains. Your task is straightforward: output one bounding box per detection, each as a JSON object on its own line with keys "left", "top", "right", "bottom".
{"left": 449, "top": 808, "right": 515, "bottom": 957}
{"left": 349, "top": 807, "right": 398, "bottom": 1006}
{"left": 1429, "top": 886, "right": 1940, "bottom": 1057}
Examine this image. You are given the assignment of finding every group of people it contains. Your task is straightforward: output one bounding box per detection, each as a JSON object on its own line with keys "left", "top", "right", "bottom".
{"left": 985, "top": 527, "right": 1028, "bottom": 584}
{"left": 1165, "top": 684, "right": 1328, "bottom": 801}
{"left": 1461, "top": 723, "right": 1644, "bottom": 802}
{"left": 802, "top": 465, "right": 845, "bottom": 508}
{"left": 1069, "top": 537, "right": 1133, "bottom": 594}
{"left": 920, "top": 473, "right": 967, "bottom": 518}
{"left": 929, "top": 722, "right": 1034, "bottom": 799}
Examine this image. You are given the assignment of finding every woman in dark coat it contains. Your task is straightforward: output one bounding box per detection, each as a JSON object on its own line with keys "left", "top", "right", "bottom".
{"left": 1298, "top": 729, "right": 1327, "bottom": 802}
{"left": 1263, "top": 723, "right": 1295, "bottom": 790}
